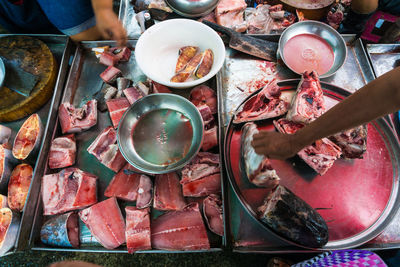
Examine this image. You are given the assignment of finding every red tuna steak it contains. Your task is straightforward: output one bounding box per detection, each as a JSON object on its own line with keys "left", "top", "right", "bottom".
{"left": 104, "top": 164, "right": 141, "bottom": 201}
{"left": 136, "top": 175, "right": 153, "bottom": 209}
{"left": 189, "top": 85, "right": 217, "bottom": 114}
{"left": 153, "top": 172, "right": 186, "bottom": 211}
{"left": 8, "top": 163, "right": 32, "bottom": 211}
{"left": 106, "top": 97, "right": 131, "bottom": 129}
{"left": 12, "top": 113, "right": 43, "bottom": 160}
{"left": 151, "top": 203, "right": 210, "bottom": 250}
{"left": 79, "top": 197, "right": 125, "bottom": 249}
{"left": 274, "top": 118, "right": 342, "bottom": 175}
{"left": 100, "top": 66, "right": 122, "bottom": 84}
{"left": 286, "top": 71, "right": 326, "bottom": 123}
{"left": 234, "top": 79, "right": 290, "bottom": 124}
{"left": 203, "top": 194, "right": 223, "bottom": 236}
{"left": 42, "top": 168, "right": 98, "bottom": 215}
{"left": 125, "top": 207, "right": 151, "bottom": 253}
{"left": 99, "top": 51, "right": 119, "bottom": 66}
{"left": 58, "top": 100, "right": 97, "bottom": 134}
{"left": 123, "top": 87, "right": 144, "bottom": 105}
{"left": 48, "top": 134, "right": 76, "bottom": 169}
{"left": 87, "top": 126, "right": 126, "bottom": 172}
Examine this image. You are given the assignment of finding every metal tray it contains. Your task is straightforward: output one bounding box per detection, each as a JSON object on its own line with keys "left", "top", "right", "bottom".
{"left": 366, "top": 44, "right": 400, "bottom": 78}
{"left": 29, "top": 40, "right": 228, "bottom": 253}
{"left": 225, "top": 80, "right": 400, "bottom": 251}
{"left": 216, "top": 34, "right": 399, "bottom": 253}
{"left": 0, "top": 34, "right": 73, "bottom": 255}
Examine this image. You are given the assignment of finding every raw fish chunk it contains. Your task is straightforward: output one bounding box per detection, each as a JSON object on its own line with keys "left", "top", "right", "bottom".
{"left": 58, "top": 100, "right": 97, "bottom": 134}
{"left": 202, "top": 126, "right": 218, "bottom": 151}
{"left": 99, "top": 51, "right": 119, "bottom": 66}
{"left": 215, "top": 0, "right": 247, "bottom": 32}
{"left": 79, "top": 197, "right": 125, "bottom": 249}
{"left": 203, "top": 194, "right": 223, "bottom": 236}
{"left": 136, "top": 175, "right": 153, "bottom": 209}
{"left": 106, "top": 97, "right": 131, "bottom": 128}
{"left": 48, "top": 134, "right": 76, "bottom": 169}
{"left": 100, "top": 66, "right": 122, "bottom": 84}
{"left": 123, "top": 87, "right": 144, "bottom": 105}
{"left": 125, "top": 207, "right": 151, "bottom": 253}
{"left": 189, "top": 85, "right": 217, "bottom": 114}
{"left": 40, "top": 212, "right": 79, "bottom": 248}
{"left": 153, "top": 172, "right": 186, "bottom": 211}
{"left": 104, "top": 164, "right": 141, "bottom": 201}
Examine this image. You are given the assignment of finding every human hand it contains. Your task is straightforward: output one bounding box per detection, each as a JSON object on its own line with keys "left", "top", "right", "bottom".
{"left": 49, "top": 260, "right": 102, "bottom": 267}
{"left": 251, "top": 131, "right": 304, "bottom": 160}
{"left": 95, "top": 8, "right": 127, "bottom": 46}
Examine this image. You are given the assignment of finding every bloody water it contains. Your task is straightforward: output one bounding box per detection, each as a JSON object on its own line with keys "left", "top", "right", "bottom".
{"left": 283, "top": 33, "right": 334, "bottom": 75}
{"left": 132, "top": 109, "right": 193, "bottom": 165}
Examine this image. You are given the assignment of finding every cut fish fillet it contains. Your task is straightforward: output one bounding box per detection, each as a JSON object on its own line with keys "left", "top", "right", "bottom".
{"left": 12, "top": 113, "right": 43, "bottom": 160}
{"left": 234, "top": 80, "right": 290, "bottom": 124}
{"left": 8, "top": 163, "right": 32, "bottom": 212}
{"left": 79, "top": 197, "right": 125, "bottom": 249}
{"left": 104, "top": 164, "right": 141, "bottom": 201}
{"left": 153, "top": 172, "right": 186, "bottom": 211}
{"left": 87, "top": 126, "right": 127, "bottom": 172}
{"left": 241, "top": 122, "right": 280, "bottom": 188}
{"left": 106, "top": 97, "right": 131, "bottom": 129}
{"left": 286, "top": 71, "right": 326, "bottom": 123}
{"left": 203, "top": 194, "right": 224, "bottom": 236}
{"left": 202, "top": 126, "right": 218, "bottom": 151}
{"left": 123, "top": 87, "right": 144, "bottom": 105}
{"left": 42, "top": 168, "right": 98, "bottom": 215}
{"left": 136, "top": 175, "right": 153, "bottom": 209}
{"left": 215, "top": 0, "right": 247, "bottom": 32}
{"left": 58, "top": 100, "right": 97, "bottom": 134}
{"left": 48, "top": 134, "right": 76, "bottom": 169}
{"left": 151, "top": 203, "right": 210, "bottom": 250}
{"left": 125, "top": 207, "right": 151, "bottom": 253}
{"left": 274, "top": 118, "right": 342, "bottom": 175}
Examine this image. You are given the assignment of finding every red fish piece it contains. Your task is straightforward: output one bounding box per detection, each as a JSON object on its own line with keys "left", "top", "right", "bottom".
{"left": 0, "top": 125, "right": 11, "bottom": 145}
{"left": 106, "top": 97, "right": 131, "bottom": 129}
{"left": 234, "top": 79, "right": 289, "bottom": 124}
{"left": 12, "top": 113, "right": 43, "bottom": 160}
{"left": 99, "top": 51, "right": 119, "bottom": 66}
{"left": 123, "top": 87, "right": 144, "bottom": 105}
{"left": 197, "top": 104, "right": 214, "bottom": 128}
{"left": 181, "top": 163, "right": 220, "bottom": 183}
{"left": 189, "top": 85, "right": 217, "bottom": 114}
{"left": 151, "top": 203, "right": 210, "bottom": 250}
{"left": 181, "top": 173, "right": 221, "bottom": 197}
{"left": 202, "top": 126, "right": 218, "bottom": 151}
{"left": 286, "top": 71, "right": 326, "bottom": 123}
{"left": 100, "top": 66, "right": 122, "bottom": 84}
{"left": 274, "top": 118, "right": 342, "bottom": 175}
{"left": 104, "top": 164, "right": 141, "bottom": 201}
{"left": 42, "top": 168, "right": 98, "bottom": 215}
{"left": 79, "top": 197, "right": 125, "bottom": 249}
{"left": 125, "top": 207, "right": 151, "bottom": 253}
{"left": 136, "top": 175, "right": 153, "bottom": 209}
{"left": 8, "top": 163, "right": 32, "bottom": 211}
{"left": 151, "top": 81, "right": 172, "bottom": 94}
{"left": 191, "top": 152, "right": 220, "bottom": 165}
{"left": 215, "top": 0, "right": 247, "bottom": 32}
{"left": 59, "top": 100, "right": 97, "bottom": 134}
{"left": 329, "top": 125, "right": 367, "bottom": 159}
{"left": 110, "top": 47, "right": 131, "bottom": 62}
{"left": 48, "top": 134, "right": 76, "bottom": 169}
{"left": 87, "top": 126, "right": 127, "bottom": 172}
{"left": 153, "top": 172, "right": 186, "bottom": 211}
{"left": 203, "top": 194, "right": 223, "bottom": 236}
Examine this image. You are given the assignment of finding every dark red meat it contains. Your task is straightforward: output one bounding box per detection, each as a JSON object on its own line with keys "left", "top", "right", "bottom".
{"left": 48, "top": 134, "right": 76, "bottom": 169}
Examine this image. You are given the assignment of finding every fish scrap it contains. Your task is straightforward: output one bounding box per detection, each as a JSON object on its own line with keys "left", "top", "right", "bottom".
{"left": 125, "top": 207, "right": 151, "bottom": 253}
{"left": 329, "top": 125, "right": 367, "bottom": 159}
{"left": 0, "top": 145, "right": 18, "bottom": 192}
{"left": 93, "top": 83, "right": 118, "bottom": 112}
{"left": 48, "top": 134, "right": 76, "bottom": 169}
{"left": 203, "top": 194, "right": 224, "bottom": 236}
{"left": 215, "top": 0, "right": 247, "bottom": 32}
{"left": 241, "top": 122, "right": 280, "bottom": 188}
{"left": 40, "top": 212, "right": 79, "bottom": 248}
{"left": 58, "top": 100, "right": 97, "bottom": 134}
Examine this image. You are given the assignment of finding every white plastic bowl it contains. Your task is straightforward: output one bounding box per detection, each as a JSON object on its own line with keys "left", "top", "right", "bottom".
{"left": 135, "top": 19, "right": 226, "bottom": 89}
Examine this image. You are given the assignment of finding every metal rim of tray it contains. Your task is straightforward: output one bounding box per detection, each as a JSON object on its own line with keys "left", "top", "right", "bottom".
{"left": 224, "top": 79, "right": 400, "bottom": 250}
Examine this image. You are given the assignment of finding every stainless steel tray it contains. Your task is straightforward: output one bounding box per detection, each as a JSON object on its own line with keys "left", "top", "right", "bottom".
{"left": 216, "top": 34, "right": 400, "bottom": 253}
{"left": 29, "top": 40, "right": 227, "bottom": 253}
{"left": 366, "top": 44, "right": 400, "bottom": 78}
{"left": 0, "top": 34, "right": 73, "bottom": 255}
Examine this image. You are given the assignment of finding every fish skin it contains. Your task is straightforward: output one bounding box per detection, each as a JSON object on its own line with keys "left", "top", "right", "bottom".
{"left": 151, "top": 203, "right": 210, "bottom": 250}
{"left": 234, "top": 80, "right": 290, "bottom": 124}
{"left": 241, "top": 122, "right": 280, "bottom": 188}
{"left": 258, "top": 185, "right": 329, "bottom": 248}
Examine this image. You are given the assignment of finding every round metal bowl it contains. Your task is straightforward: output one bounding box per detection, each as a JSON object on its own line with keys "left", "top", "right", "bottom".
{"left": 279, "top": 20, "right": 347, "bottom": 78}
{"left": 165, "top": 0, "right": 220, "bottom": 18}
{"left": 117, "top": 93, "right": 203, "bottom": 174}
{"left": 0, "top": 57, "right": 5, "bottom": 88}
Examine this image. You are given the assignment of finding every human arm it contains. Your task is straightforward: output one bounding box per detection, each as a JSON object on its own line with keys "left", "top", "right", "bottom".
{"left": 91, "top": 0, "right": 127, "bottom": 46}
{"left": 251, "top": 67, "right": 400, "bottom": 159}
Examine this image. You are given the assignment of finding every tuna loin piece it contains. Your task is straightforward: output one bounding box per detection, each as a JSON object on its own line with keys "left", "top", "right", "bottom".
{"left": 99, "top": 51, "right": 119, "bottom": 66}
{"left": 48, "top": 134, "right": 76, "bottom": 169}
{"left": 106, "top": 97, "right": 131, "bottom": 128}
{"left": 79, "top": 197, "right": 126, "bottom": 249}
{"left": 258, "top": 185, "right": 329, "bottom": 248}
{"left": 189, "top": 85, "right": 217, "bottom": 114}
{"left": 202, "top": 126, "right": 218, "bottom": 151}
{"left": 110, "top": 47, "right": 131, "bottom": 62}
{"left": 151, "top": 203, "right": 210, "bottom": 250}
{"left": 100, "top": 66, "right": 122, "bottom": 84}
{"left": 151, "top": 81, "right": 172, "bottom": 94}
{"left": 42, "top": 168, "right": 98, "bottom": 215}
{"left": 203, "top": 194, "right": 223, "bottom": 236}
{"left": 136, "top": 175, "right": 153, "bottom": 209}
{"left": 180, "top": 152, "right": 221, "bottom": 197}
{"left": 40, "top": 212, "right": 79, "bottom": 248}
{"left": 123, "top": 87, "right": 144, "bottom": 105}
{"left": 153, "top": 172, "right": 186, "bottom": 211}
{"left": 329, "top": 125, "right": 367, "bottom": 159}
{"left": 215, "top": 0, "right": 247, "bottom": 32}
{"left": 274, "top": 119, "right": 342, "bottom": 175}
{"left": 87, "top": 126, "right": 126, "bottom": 172}
{"left": 125, "top": 207, "right": 151, "bottom": 253}
{"left": 59, "top": 100, "right": 97, "bottom": 134}
{"left": 234, "top": 79, "right": 290, "bottom": 124}
{"left": 286, "top": 71, "right": 326, "bottom": 124}
{"left": 241, "top": 123, "right": 280, "bottom": 188}
{"left": 104, "top": 164, "right": 141, "bottom": 201}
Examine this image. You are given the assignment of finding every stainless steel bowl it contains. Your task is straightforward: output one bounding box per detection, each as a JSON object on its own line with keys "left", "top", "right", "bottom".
{"left": 117, "top": 93, "right": 203, "bottom": 174}
{"left": 279, "top": 21, "right": 347, "bottom": 78}
{"left": 165, "top": 0, "right": 220, "bottom": 18}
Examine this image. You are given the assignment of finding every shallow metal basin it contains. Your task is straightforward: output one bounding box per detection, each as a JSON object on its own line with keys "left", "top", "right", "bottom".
{"left": 279, "top": 20, "right": 347, "bottom": 78}
{"left": 165, "top": 0, "right": 220, "bottom": 18}
{"left": 117, "top": 93, "right": 203, "bottom": 174}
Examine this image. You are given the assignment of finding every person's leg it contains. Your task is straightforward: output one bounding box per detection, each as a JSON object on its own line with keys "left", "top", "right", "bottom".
{"left": 36, "top": 0, "right": 101, "bottom": 41}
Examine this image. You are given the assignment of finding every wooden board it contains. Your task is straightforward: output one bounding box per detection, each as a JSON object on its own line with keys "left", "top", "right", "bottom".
{"left": 0, "top": 36, "right": 57, "bottom": 122}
